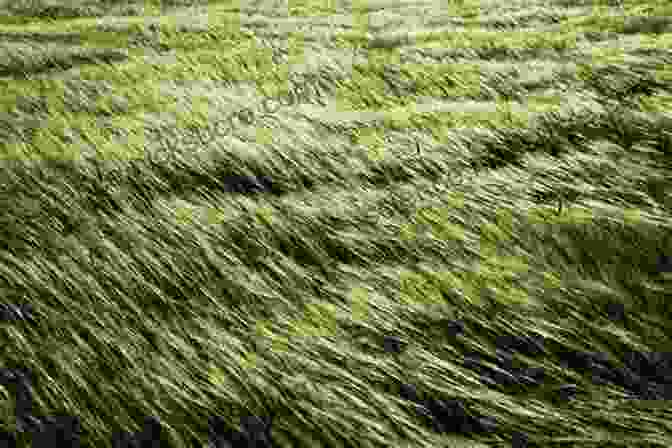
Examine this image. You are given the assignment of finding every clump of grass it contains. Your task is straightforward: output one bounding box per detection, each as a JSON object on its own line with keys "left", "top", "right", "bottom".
{"left": 1, "top": 0, "right": 672, "bottom": 447}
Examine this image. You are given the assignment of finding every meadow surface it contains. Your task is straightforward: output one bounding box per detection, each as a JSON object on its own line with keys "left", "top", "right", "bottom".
{"left": 1, "top": 0, "right": 672, "bottom": 446}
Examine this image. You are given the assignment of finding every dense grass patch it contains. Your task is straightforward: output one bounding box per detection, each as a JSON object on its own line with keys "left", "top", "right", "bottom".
{"left": 1, "top": 0, "right": 671, "bottom": 447}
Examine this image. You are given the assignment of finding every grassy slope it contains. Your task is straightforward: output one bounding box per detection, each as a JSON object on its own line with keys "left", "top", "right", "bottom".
{"left": 1, "top": 0, "right": 672, "bottom": 446}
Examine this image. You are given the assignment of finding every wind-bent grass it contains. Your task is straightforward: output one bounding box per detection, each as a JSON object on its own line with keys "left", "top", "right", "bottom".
{"left": 1, "top": 0, "right": 671, "bottom": 447}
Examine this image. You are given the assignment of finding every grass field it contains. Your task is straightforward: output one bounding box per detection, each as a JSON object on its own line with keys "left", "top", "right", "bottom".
{"left": 1, "top": 0, "right": 672, "bottom": 447}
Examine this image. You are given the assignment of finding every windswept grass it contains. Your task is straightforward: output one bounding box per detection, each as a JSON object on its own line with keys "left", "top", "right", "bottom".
{"left": 1, "top": 0, "right": 671, "bottom": 447}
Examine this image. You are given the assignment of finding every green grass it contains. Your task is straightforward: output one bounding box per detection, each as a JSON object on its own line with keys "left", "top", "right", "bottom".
{"left": 1, "top": 0, "right": 671, "bottom": 447}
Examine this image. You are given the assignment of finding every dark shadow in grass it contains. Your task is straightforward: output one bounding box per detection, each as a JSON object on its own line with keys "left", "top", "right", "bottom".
{"left": 112, "top": 415, "right": 171, "bottom": 448}
{"left": 218, "top": 173, "right": 282, "bottom": 196}
{"left": 0, "top": 364, "right": 86, "bottom": 448}
{"left": 398, "top": 313, "right": 672, "bottom": 410}
{"left": 0, "top": 364, "right": 36, "bottom": 422}
{"left": 142, "top": 154, "right": 287, "bottom": 198}
{"left": 207, "top": 412, "right": 278, "bottom": 448}
{"left": 0, "top": 302, "right": 37, "bottom": 325}
{"left": 0, "top": 428, "right": 17, "bottom": 446}
{"left": 392, "top": 380, "right": 500, "bottom": 437}
{"left": 25, "top": 414, "right": 84, "bottom": 448}
{"left": 382, "top": 335, "right": 407, "bottom": 355}
{"left": 655, "top": 253, "right": 672, "bottom": 275}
